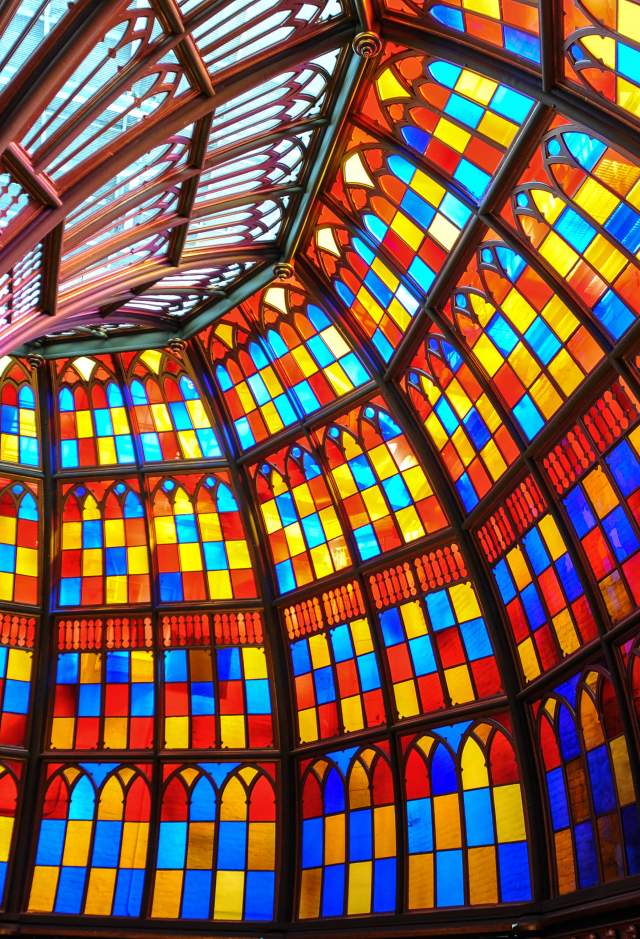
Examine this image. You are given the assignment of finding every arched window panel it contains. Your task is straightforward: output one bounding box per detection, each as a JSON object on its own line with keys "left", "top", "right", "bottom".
{"left": 183, "top": 197, "right": 289, "bottom": 254}
{"left": 298, "top": 741, "right": 397, "bottom": 918}
{"left": 501, "top": 118, "right": 640, "bottom": 342}
{"left": 316, "top": 397, "right": 449, "bottom": 561}
{"left": 476, "top": 475, "right": 598, "bottom": 684}
{"left": 122, "top": 348, "right": 222, "bottom": 462}
{"left": 0, "top": 2, "right": 80, "bottom": 92}
{"left": 332, "top": 133, "right": 473, "bottom": 299}
{"left": 562, "top": 0, "right": 640, "bottom": 124}
{"left": 251, "top": 439, "right": 352, "bottom": 594}
{"left": 59, "top": 232, "right": 171, "bottom": 302}
{"left": 200, "top": 307, "right": 299, "bottom": 451}
{"left": 28, "top": 762, "right": 151, "bottom": 916}
{"left": 186, "top": 0, "right": 344, "bottom": 78}
{"left": 160, "top": 611, "right": 274, "bottom": 749}
{"left": 441, "top": 231, "right": 605, "bottom": 442}
{"left": 362, "top": 45, "right": 535, "bottom": 204}
{"left": 21, "top": 5, "right": 193, "bottom": 181}
{"left": 260, "top": 280, "right": 371, "bottom": 415}
{"left": 58, "top": 479, "right": 150, "bottom": 608}
{"left": 402, "top": 714, "right": 531, "bottom": 909}
{"left": 50, "top": 615, "right": 154, "bottom": 752}
{"left": 206, "top": 49, "right": 341, "bottom": 158}
{"left": 195, "top": 134, "right": 311, "bottom": 208}
{"left": 65, "top": 125, "right": 194, "bottom": 236}
{"left": 0, "top": 476, "right": 39, "bottom": 607}
{"left": 368, "top": 545, "right": 502, "bottom": 720}
{"left": 308, "top": 202, "right": 422, "bottom": 362}
{"left": 401, "top": 328, "right": 521, "bottom": 511}
{"left": 381, "top": 0, "right": 540, "bottom": 66}
{"left": 151, "top": 761, "right": 277, "bottom": 921}
{"left": 0, "top": 356, "right": 38, "bottom": 467}
{"left": 0, "top": 612, "right": 36, "bottom": 748}
{"left": 149, "top": 472, "right": 257, "bottom": 603}
{"left": 283, "top": 581, "right": 386, "bottom": 744}
{"left": 53, "top": 355, "right": 135, "bottom": 469}
{"left": 619, "top": 631, "right": 640, "bottom": 730}
{"left": 542, "top": 378, "right": 640, "bottom": 626}
{"left": 0, "top": 758, "right": 22, "bottom": 907}
{"left": 534, "top": 667, "right": 640, "bottom": 894}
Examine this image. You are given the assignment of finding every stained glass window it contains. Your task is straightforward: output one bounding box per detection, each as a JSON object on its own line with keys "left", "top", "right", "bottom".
{"left": 535, "top": 668, "right": 640, "bottom": 893}
{"left": 403, "top": 715, "right": 531, "bottom": 907}
{"left": 619, "top": 631, "right": 640, "bottom": 726}
{"left": 370, "top": 546, "right": 501, "bottom": 719}
{"left": 201, "top": 307, "right": 298, "bottom": 450}
{"left": 161, "top": 611, "right": 274, "bottom": 749}
{"left": 123, "top": 349, "right": 222, "bottom": 462}
{"left": 364, "top": 48, "right": 534, "bottom": 202}
{"left": 149, "top": 472, "right": 256, "bottom": 602}
{"left": 503, "top": 119, "right": 640, "bottom": 341}
{"left": 54, "top": 355, "right": 135, "bottom": 468}
{"left": 477, "top": 476, "right": 598, "bottom": 682}
{"left": 543, "top": 379, "right": 640, "bottom": 625}
{"left": 299, "top": 742, "right": 396, "bottom": 918}
{"left": 0, "top": 613, "right": 35, "bottom": 747}
{"left": 443, "top": 232, "right": 605, "bottom": 440}
{"left": 0, "top": 759, "right": 20, "bottom": 905}
{"left": 50, "top": 616, "right": 154, "bottom": 751}
{"left": 310, "top": 203, "right": 422, "bottom": 362}
{"left": 260, "top": 280, "right": 371, "bottom": 412}
{"left": 58, "top": 480, "right": 150, "bottom": 607}
{"left": 402, "top": 329, "right": 520, "bottom": 510}
{"left": 284, "top": 581, "right": 385, "bottom": 743}
{"left": 0, "top": 356, "right": 38, "bottom": 467}
{"left": 151, "top": 762, "right": 277, "bottom": 921}
{"left": 319, "top": 397, "right": 448, "bottom": 560}
{"left": 0, "top": 477, "right": 39, "bottom": 606}
{"left": 28, "top": 763, "right": 151, "bottom": 916}
{"left": 252, "top": 440, "right": 351, "bottom": 593}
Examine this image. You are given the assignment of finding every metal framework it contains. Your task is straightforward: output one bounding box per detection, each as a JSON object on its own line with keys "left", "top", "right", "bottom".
{"left": 0, "top": 0, "right": 639, "bottom": 937}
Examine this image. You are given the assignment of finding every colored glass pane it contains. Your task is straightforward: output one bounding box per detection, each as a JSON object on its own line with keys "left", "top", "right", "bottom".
{"left": 261, "top": 280, "right": 371, "bottom": 413}
{"left": 0, "top": 613, "right": 35, "bottom": 747}
{"left": 151, "top": 762, "right": 277, "bottom": 921}
{"left": 58, "top": 480, "right": 150, "bottom": 607}
{"left": 535, "top": 668, "right": 640, "bottom": 893}
{"left": 334, "top": 134, "right": 472, "bottom": 298}
{"left": 0, "top": 760, "right": 20, "bottom": 904}
{"left": 253, "top": 440, "right": 351, "bottom": 593}
{"left": 503, "top": 119, "right": 640, "bottom": 341}
{"left": 161, "top": 611, "right": 274, "bottom": 749}
{"left": 150, "top": 472, "right": 257, "bottom": 602}
{"left": 364, "top": 47, "right": 534, "bottom": 202}
{"left": 403, "top": 715, "right": 531, "bottom": 907}
{"left": 319, "top": 397, "right": 448, "bottom": 560}
{"left": 0, "top": 356, "right": 38, "bottom": 466}
{"left": 403, "top": 329, "right": 520, "bottom": 510}
{"left": 370, "top": 546, "right": 501, "bottom": 719}
{"left": 619, "top": 632, "right": 640, "bottom": 727}
{"left": 382, "top": 0, "right": 540, "bottom": 64}
{"left": 543, "top": 379, "right": 640, "bottom": 625}
{"left": 202, "top": 306, "right": 298, "bottom": 451}
{"left": 309, "top": 203, "right": 422, "bottom": 362}
{"left": 284, "top": 581, "right": 385, "bottom": 743}
{"left": 0, "top": 477, "right": 39, "bottom": 606}
{"left": 50, "top": 616, "right": 154, "bottom": 750}
{"left": 55, "top": 355, "right": 135, "bottom": 468}
{"left": 477, "top": 476, "right": 598, "bottom": 683}
{"left": 123, "top": 349, "right": 222, "bottom": 462}
{"left": 299, "top": 742, "right": 396, "bottom": 918}
{"left": 443, "top": 232, "right": 605, "bottom": 441}
{"left": 563, "top": 0, "right": 640, "bottom": 122}
{"left": 28, "top": 763, "right": 151, "bottom": 916}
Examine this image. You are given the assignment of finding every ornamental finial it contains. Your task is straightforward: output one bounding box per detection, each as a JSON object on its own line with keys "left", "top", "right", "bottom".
{"left": 353, "top": 31, "right": 382, "bottom": 58}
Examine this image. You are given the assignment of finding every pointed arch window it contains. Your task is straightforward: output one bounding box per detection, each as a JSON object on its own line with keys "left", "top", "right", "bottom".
{"left": 0, "top": 477, "right": 39, "bottom": 606}
{"left": 0, "top": 613, "right": 35, "bottom": 747}
{"left": 0, "top": 759, "right": 20, "bottom": 905}
{"left": 58, "top": 480, "right": 150, "bottom": 607}
{"left": 0, "top": 356, "right": 38, "bottom": 467}
{"left": 151, "top": 761, "right": 277, "bottom": 921}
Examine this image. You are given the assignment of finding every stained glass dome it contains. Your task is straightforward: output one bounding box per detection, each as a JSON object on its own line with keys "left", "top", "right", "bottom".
{"left": 0, "top": 2, "right": 638, "bottom": 937}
